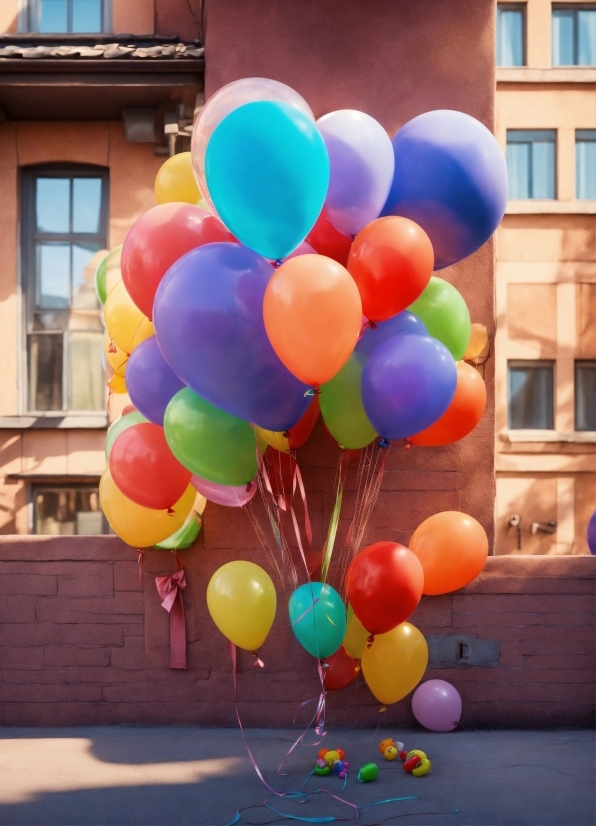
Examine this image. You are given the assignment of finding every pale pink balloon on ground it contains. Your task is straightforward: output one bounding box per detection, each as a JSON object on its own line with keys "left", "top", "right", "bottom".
{"left": 412, "top": 679, "right": 462, "bottom": 732}
{"left": 191, "top": 475, "right": 257, "bottom": 508}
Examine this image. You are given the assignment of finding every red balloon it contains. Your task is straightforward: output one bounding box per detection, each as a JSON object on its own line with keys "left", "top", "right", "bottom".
{"left": 121, "top": 203, "right": 232, "bottom": 319}
{"left": 121, "top": 403, "right": 137, "bottom": 416}
{"left": 347, "top": 217, "right": 434, "bottom": 322}
{"left": 324, "top": 646, "right": 359, "bottom": 691}
{"left": 109, "top": 422, "right": 191, "bottom": 510}
{"left": 287, "top": 396, "right": 320, "bottom": 450}
{"left": 306, "top": 206, "right": 352, "bottom": 267}
{"left": 345, "top": 542, "right": 424, "bottom": 635}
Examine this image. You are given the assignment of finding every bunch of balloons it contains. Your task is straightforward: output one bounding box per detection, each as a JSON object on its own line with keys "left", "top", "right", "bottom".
{"left": 96, "top": 77, "right": 506, "bottom": 709}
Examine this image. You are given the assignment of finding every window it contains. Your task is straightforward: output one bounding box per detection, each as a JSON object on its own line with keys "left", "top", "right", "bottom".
{"left": 553, "top": 6, "right": 596, "bottom": 65}
{"left": 575, "top": 360, "right": 596, "bottom": 431}
{"left": 28, "top": 0, "right": 105, "bottom": 33}
{"left": 576, "top": 130, "right": 596, "bottom": 199}
{"left": 33, "top": 484, "right": 105, "bottom": 535}
{"left": 508, "top": 361, "right": 554, "bottom": 429}
{"left": 507, "top": 130, "right": 556, "bottom": 199}
{"left": 21, "top": 166, "right": 108, "bottom": 413}
{"left": 497, "top": 4, "right": 526, "bottom": 66}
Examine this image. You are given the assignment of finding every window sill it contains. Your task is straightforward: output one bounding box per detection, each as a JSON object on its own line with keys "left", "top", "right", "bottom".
{"left": 0, "top": 414, "right": 108, "bottom": 430}
{"left": 496, "top": 67, "right": 596, "bottom": 83}
{"left": 499, "top": 430, "right": 596, "bottom": 444}
{"left": 505, "top": 201, "right": 596, "bottom": 215}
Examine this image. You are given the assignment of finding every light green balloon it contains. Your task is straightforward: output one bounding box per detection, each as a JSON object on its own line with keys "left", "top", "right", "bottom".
{"left": 319, "top": 353, "right": 377, "bottom": 449}
{"left": 154, "top": 512, "right": 201, "bottom": 550}
{"left": 104, "top": 411, "right": 148, "bottom": 458}
{"left": 164, "top": 388, "right": 257, "bottom": 486}
{"left": 408, "top": 276, "right": 471, "bottom": 360}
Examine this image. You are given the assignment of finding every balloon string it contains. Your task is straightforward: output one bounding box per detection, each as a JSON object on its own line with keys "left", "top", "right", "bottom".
{"left": 136, "top": 549, "right": 144, "bottom": 588}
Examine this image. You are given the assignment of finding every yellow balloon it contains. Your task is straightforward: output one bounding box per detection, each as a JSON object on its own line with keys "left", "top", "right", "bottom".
{"left": 155, "top": 152, "right": 201, "bottom": 205}
{"left": 104, "top": 280, "right": 154, "bottom": 355}
{"left": 256, "top": 426, "right": 290, "bottom": 454}
{"left": 463, "top": 323, "right": 489, "bottom": 361}
{"left": 104, "top": 245, "right": 123, "bottom": 297}
{"left": 343, "top": 606, "right": 370, "bottom": 660}
{"left": 361, "top": 623, "right": 428, "bottom": 705}
{"left": 107, "top": 372, "right": 127, "bottom": 394}
{"left": 103, "top": 330, "right": 128, "bottom": 377}
{"left": 206, "top": 560, "right": 276, "bottom": 651}
{"left": 99, "top": 468, "right": 195, "bottom": 548}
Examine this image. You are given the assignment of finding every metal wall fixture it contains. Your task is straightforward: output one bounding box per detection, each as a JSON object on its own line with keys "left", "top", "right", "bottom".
{"left": 508, "top": 513, "right": 522, "bottom": 550}
{"left": 531, "top": 520, "right": 557, "bottom": 535}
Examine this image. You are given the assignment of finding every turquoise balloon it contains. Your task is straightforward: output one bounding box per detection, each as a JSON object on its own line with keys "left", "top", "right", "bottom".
{"left": 288, "top": 582, "right": 346, "bottom": 659}
{"left": 205, "top": 101, "right": 330, "bottom": 260}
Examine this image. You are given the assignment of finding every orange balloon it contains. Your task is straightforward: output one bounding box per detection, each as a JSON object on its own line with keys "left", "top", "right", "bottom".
{"left": 263, "top": 254, "right": 362, "bottom": 387}
{"left": 409, "top": 511, "right": 488, "bottom": 595}
{"left": 409, "top": 361, "right": 486, "bottom": 446}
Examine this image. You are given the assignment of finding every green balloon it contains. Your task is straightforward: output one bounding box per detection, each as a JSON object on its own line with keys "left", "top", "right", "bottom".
{"left": 408, "top": 276, "right": 471, "bottom": 360}
{"left": 164, "top": 388, "right": 257, "bottom": 486}
{"left": 105, "top": 411, "right": 148, "bottom": 458}
{"left": 320, "top": 353, "right": 377, "bottom": 449}
{"left": 154, "top": 512, "right": 201, "bottom": 550}
{"left": 358, "top": 762, "right": 378, "bottom": 782}
{"left": 95, "top": 253, "right": 109, "bottom": 305}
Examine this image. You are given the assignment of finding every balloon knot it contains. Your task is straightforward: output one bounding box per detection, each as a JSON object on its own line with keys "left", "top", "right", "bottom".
{"left": 167, "top": 507, "right": 175, "bottom": 516}
{"left": 350, "top": 234, "right": 356, "bottom": 242}
{"left": 108, "top": 343, "right": 117, "bottom": 353}
{"left": 321, "top": 659, "right": 329, "bottom": 669}
{"left": 245, "top": 482, "right": 253, "bottom": 492}
{"left": 252, "top": 652, "right": 265, "bottom": 668}
{"left": 378, "top": 438, "right": 390, "bottom": 448}
{"left": 366, "top": 634, "right": 375, "bottom": 648}
{"left": 405, "top": 442, "right": 412, "bottom": 450}
{"left": 313, "top": 387, "right": 321, "bottom": 396}
{"left": 379, "top": 705, "right": 387, "bottom": 713}
{"left": 282, "top": 431, "right": 290, "bottom": 438}
{"left": 368, "top": 320, "right": 377, "bottom": 329}
{"left": 304, "top": 389, "right": 315, "bottom": 397}
{"left": 274, "top": 259, "right": 282, "bottom": 268}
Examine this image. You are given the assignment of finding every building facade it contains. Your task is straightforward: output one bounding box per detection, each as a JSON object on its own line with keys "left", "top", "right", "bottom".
{"left": 495, "top": 0, "right": 595, "bottom": 555}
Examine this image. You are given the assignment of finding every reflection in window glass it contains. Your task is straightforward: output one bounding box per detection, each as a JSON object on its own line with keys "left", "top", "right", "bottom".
{"left": 72, "top": 0, "right": 102, "bottom": 32}
{"left": 28, "top": 334, "right": 63, "bottom": 411}
{"left": 553, "top": 7, "right": 596, "bottom": 65}
{"left": 497, "top": 5, "right": 525, "bottom": 66}
{"left": 69, "top": 331, "right": 103, "bottom": 410}
{"left": 578, "top": 9, "right": 596, "bottom": 64}
{"left": 575, "top": 360, "right": 596, "bottom": 431}
{"left": 37, "top": 243, "right": 70, "bottom": 309}
{"left": 507, "top": 130, "right": 556, "bottom": 199}
{"left": 576, "top": 130, "right": 596, "bottom": 199}
{"left": 37, "top": 0, "right": 68, "bottom": 32}
{"left": 73, "top": 179, "right": 102, "bottom": 233}
{"left": 72, "top": 243, "right": 101, "bottom": 309}
{"left": 36, "top": 179, "right": 69, "bottom": 233}
{"left": 508, "top": 361, "right": 554, "bottom": 429}
{"left": 34, "top": 486, "right": 104, "bottom": 535}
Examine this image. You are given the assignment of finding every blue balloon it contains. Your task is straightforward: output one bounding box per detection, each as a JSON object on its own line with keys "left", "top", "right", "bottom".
{"left": 382, "top": 110, "right": 508, "bottom": 270}
{"left": 356, "top": 311, "right": 427, "bottom": 359}
{"left": 362, "top": 334, "right": 457, "bottom": 441}
{"left": 587, "top": 511, "right": 596, "bottom": 555}
{"left": 288, "top": 582, "right": 346, "bottom": 659}
{"left": 126, "top": 336, "right": 185, "bottom": 425}
{"left": 153, "top": 242, "right": 311, "bottom": 431}
{"left": 205, "top": 101, "right": 330, "bottom": 260}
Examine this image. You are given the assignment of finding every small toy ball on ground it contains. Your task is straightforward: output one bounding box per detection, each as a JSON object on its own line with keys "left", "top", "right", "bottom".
{"left": 401, "top": 749, "right": 431, "bottom": 776}
{"left": 379, "top": 738, "right": 404, "bottom": 760}
{"left": 358, "top": 762, "right": 379, "bottom": 782}
{"left": 315, "top": 749, "right": 349, "bottom": 779}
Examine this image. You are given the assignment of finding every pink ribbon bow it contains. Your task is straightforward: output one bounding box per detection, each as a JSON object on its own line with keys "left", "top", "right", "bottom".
{"left": 155, "top": 566, "right": 187, "bottom": 670}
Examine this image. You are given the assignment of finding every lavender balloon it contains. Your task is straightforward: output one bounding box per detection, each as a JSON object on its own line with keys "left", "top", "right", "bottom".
{"left": 191, "top": 475, "right": 257, "bottom": 508}
{"left": 412, "top": 679, "right": 462, "bottom": 732}
{"left": 153, "top": 242, "right": 311, "bottom": 431}
{"left": 356, "top": 311, "right": 427, "bottom": 359}
{"left": 362, "top": 333, "right": 457, "bottom": 441}
{"left": 126, "top": 336, "right": 185, "bottom": 425}
{"left": 318, "top": 110, "right": 394, "bottom": 237}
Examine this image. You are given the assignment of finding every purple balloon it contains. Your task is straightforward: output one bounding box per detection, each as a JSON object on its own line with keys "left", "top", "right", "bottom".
{"left": 587, "top": 511, "right": 596, "bottom": 555}
{"left": 362, "top": 333, "right": 457, "bottom": 441}
{"left": 317, "top": 110, "right": 394, "bottom": 237}
{"left": 382, "top": 110, "right": 508, "bottom": 269}
{"left": 191, "top": 474, "right": 256, "bottom": 508}
{"left": 412, "top": 679, "right": 462, "bottom": 732}
{"left": 126, "top": 336, "right": 185, "bottom": 425}
{"left": 153, "top": 242, "right": 311, "bottom": 431}
{"left": 356, "top": 311, "right": 427, "bottom": 359}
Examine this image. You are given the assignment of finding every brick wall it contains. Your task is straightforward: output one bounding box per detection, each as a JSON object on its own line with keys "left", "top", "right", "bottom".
{"left": 0, "top": 532, "right": 593, "bottom": 728}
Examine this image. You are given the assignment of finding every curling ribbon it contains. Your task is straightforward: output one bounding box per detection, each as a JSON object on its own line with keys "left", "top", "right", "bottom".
{"left": 321, "top": 451, "right": 351, "bottom": 582}
{"left": 155, "top": 559, "right": 187, "bottom": 670}
{"left": 136, "top": 549, "right": 144, "bottom": 588}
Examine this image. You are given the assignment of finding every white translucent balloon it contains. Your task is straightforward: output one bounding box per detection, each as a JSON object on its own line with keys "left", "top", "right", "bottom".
{"left": 191, "top": 78, "right": 314, "bottom": 210}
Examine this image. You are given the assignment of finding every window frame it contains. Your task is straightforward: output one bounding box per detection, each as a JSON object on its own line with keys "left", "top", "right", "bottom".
{"left": 23, "top": 0, "right": 111, "bottom": 34}
{"left": 497, "top": 2, "right": 527, "bottom": 67}
{"left": 20, "top": 163, "right": 109, "bottom": 415}
{"left": 552, "top": 4, "right": 596, "bottom": 66}
{"left": 507, "top": 359, "right": 555, "bottom": 430}
{"left": 574, "top": 359, "right": 596, "bottom": 432}
{"left": 506, "top": 129, "right": 558, "bottom": 200}
{"left": 29, "top": 481, "right": 109, "bottom": 535}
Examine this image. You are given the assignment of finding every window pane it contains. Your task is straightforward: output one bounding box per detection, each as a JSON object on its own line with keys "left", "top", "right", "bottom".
{"left": 507, "top": 141, "right": 531, "bottom": 198}
{"left": 34, "top": 487, "right": 103, "bottom": 535}
{"left": 508, "top": 363, "right": 554, "bottom": 429}
{"left": 575, "top": 361, "right": 596, "bottom": 431}
{"left": 576, "top": 132, "right": 596, "bottom": 199}
{"left": 72, "top": 178, "right": 102, "bottom": 233}
{"left": 36, "top": 178, "right": 70, "bottom": 233}
{"left": 497, "top": 7, "right": 524, "bottom": 66}
{"left": 37, "top": 0, "right": 68, "bottom": 32}
{"left": 69, "top": 331, "right": 104, "bottom": 410}
{"left": 37, "top": 243, "right": 70, "bottom": 309}
{"left": 28, "top": 334, "right": 63, "bottom": 411}
{"left": 578, "top": 10, "right": 596, "bottom": 65}
{"left": 72, "top": 0, "right": 103, "bottom": 32}
{"left": 553, "top": 9, "right": 576, "bottom": 64}
{"left": 72, "top": 243, "right": 101, "bottom": 309}
{"left": 531, "top": 139, "right": 556, "bottom": 199}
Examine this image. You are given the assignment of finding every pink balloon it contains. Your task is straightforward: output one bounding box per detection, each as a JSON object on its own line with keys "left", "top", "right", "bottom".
{"left": 191, "top": 475, "right": 257, "bottom": 508}
{"left": 411, "top": 679, "right": 462, "bottom": 732}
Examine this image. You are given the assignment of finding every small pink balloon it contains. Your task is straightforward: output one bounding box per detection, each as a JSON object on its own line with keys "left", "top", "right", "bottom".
{"left": 412, "top": 679, "right": 462, "bottom": 732}
{"left": 191, "top": 475, "right": 257, "bottom": 508}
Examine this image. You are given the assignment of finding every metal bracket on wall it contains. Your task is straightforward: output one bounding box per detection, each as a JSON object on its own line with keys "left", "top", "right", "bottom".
{"left": 426, "top": 635, "right": 501, "bottom": 668}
